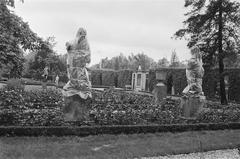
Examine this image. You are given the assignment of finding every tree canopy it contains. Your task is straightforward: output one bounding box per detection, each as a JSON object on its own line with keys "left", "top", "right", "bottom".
{"left": 0, "top": 0, "right": 43, "bottom": 77}
{"left": 175, "top": 0, "right": 240, "bottom": 104}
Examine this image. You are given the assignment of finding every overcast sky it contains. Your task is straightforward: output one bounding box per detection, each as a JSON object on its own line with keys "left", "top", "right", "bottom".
{"left": 14, "top": 0, "right": 190, "bottom": 65}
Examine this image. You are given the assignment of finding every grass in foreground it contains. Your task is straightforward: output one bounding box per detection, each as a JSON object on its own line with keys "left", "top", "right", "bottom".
{"left": 0, "top": 129, "right": 240, "bottom": 159}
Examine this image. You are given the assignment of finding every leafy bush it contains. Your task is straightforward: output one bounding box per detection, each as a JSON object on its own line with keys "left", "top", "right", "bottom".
{"left": 0, "top": 88, "right": 64, "bottom": 126}
{"left": 1, "top": 86, "right": 240, "bottom": 126}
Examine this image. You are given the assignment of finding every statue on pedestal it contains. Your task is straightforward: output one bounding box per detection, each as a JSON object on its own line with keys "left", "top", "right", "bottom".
{"left": 181, "top": 47, "right": 205, "bottom": 118}
{"left": 62, "top": 28, "right": 92, "bottom": 121}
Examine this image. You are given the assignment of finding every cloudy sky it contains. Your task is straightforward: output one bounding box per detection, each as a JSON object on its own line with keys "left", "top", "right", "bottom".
{"left": 14, "top": 0, "right": 190, "bottom": 65}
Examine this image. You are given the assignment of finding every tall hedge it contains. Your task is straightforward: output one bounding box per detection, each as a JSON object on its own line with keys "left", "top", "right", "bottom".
{"left": 90, "top": 69, "right": 103, "bottom": 86}
{"left": 90, "top": 69, "right": 132, "bottom": 88}
{"left": 101, "top": 70, "right": 117, "bottom": 87}
{"left": 90, "top": 68, "right": 240, "bottom": 102}
{"left": 228, "top": 69, "right": 240, "bottom": 102}
{"left": 117, "top": 70, "right": 133, "bottom": 88}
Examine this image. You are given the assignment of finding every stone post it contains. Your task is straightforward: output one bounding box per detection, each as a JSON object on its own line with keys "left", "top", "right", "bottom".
{"left": 153, "top": 69, "right": 167, "bottom": 104}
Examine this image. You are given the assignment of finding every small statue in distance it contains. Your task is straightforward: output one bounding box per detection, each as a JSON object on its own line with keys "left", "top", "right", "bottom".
{"left": 182, "top": 46, "right": 204, "bottom": 96}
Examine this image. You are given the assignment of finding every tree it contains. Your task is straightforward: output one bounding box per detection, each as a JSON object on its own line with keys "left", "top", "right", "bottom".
{"left": 0, "top": 0, "right": 42, "bottom": 78}
{"left": 157, "top": 57, "right": 169, "bottom": 67}
{"left": 94, "top": 53, "right": 156, "bottom": 71}
{"left": 170, "top": 50, "right": 180, "bottom": 67}
{"left": 27, "top": 37, "right": 66, "bottom": 80}
{"left": 175, "top": 0, "right": 240, "bottom": 104}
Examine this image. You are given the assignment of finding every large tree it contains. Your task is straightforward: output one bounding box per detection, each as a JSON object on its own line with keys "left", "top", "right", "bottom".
{"left": 0, "top": 0, "right": 42, "bottom": 78}
{"left": 175, "top": 0, "right": 240, "bottom": 104}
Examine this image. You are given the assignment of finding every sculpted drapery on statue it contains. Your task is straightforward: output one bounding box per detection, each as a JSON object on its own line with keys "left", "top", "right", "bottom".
{"left": 182, "top": 47, "right": 204, "bottom": 96}
{"left": 62, "top": 28, "right": 92, "bottom": 99}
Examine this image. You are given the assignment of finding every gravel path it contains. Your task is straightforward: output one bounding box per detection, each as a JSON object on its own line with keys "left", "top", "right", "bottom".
{"left": 141, "top": 149, "right": 240, "bottom": 159}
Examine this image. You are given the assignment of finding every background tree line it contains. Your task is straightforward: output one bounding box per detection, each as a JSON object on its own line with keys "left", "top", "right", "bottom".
{"left": 90, "top": 51, "right": 186, "bottom": 71}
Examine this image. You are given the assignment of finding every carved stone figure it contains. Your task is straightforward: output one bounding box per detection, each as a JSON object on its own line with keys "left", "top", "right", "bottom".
{"left": 182, "top": 47, "right": 204, "bottom": 95}
{"left": 180, "top": 47, "right": 205, "bottom": 118}
{"left": 62, "top": 28, "right": 92, "bottom": 121}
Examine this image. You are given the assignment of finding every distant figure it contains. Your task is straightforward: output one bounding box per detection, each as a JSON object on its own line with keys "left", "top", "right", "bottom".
{"left": 42, "top": 66, "right": 49, "bottom": 89}
{"left": 42, "top": 66, "right": 49, "bottom": 82}
{"left": 55, "top": 75, "right": 59, "bottom": 88}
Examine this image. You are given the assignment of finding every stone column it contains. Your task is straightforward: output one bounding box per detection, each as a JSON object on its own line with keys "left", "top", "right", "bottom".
{"left": 153, "top": 69, "right": 167, "bottom": 104}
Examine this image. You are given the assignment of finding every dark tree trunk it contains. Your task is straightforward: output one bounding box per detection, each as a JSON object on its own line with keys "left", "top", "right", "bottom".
{"left": 218, "top": 0, "right": 228, "bottom": 105}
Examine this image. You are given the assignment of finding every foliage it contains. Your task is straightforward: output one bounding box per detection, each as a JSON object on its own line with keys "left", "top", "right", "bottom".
{"left": 174, "top": 0, "right": 240, "bottom": 104}
{"left": 26, "top": 37, "right": 67, "bottom": 80}
{"left": 0, "top": 2, "right": 42, "bottom": 78}
{"left": 4, "top": 78, "right": 25, "bottom": 91}
{"left": 0, "top": 88, "right": 64, "bottom": 126}
{"left": 148, "top": 68, "right": 240, "bottom": 102}
{"left": 170, "top": 50, "right": 180, "bottom": 67}
{"left": 117, "top": 70, "right": 133, "bottom": 88}
{"left": 1, "top": 85, "right": 240, "bottom": 126}
{"left": 157, "top": 57, "right": 170, "bottom": 67}
{"left": 92, "top": 53, "right": 157, "bottom": 71}
{"left": 90, "top": 69, "right": 133, "bottom": 88}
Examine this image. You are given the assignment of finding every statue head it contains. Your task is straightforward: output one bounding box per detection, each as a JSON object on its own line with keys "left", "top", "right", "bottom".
{"left": 76, "top": 27, "right": 87, "bottom": 39}
{"left": 190, "top": 46, "right": 202, "bottom": 61}
{"left": 66, "top": 27, "right": 87, "bottom": 51}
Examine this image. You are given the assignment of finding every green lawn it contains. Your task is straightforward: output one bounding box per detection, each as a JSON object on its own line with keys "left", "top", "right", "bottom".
{"left": 0, "top": 130, "right": 240, "bottom": 159}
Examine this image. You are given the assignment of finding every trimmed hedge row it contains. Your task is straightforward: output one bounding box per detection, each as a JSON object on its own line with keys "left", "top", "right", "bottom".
{"left": 90, "top": 69, "right": 133, "bottom": 88}
{"left": 148, "top": 68, "right": 240, "bottom": 102}
{"left": 1, "top": 122, "right": 240, "bottom": 136}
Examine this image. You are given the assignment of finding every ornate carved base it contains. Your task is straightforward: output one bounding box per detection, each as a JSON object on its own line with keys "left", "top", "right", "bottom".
{"left": 180, "top": 95, "right": 206, "bottom": 119}
{"left": 63, "top": 95, "right": 90, "bottom": 121}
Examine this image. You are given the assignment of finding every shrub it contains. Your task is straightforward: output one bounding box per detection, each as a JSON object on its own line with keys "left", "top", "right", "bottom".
{"left": 4, "top": 78, "right": 25, "bottom": 91}
{"left": 0, "top": 88, "right": 64, "bottom": 126}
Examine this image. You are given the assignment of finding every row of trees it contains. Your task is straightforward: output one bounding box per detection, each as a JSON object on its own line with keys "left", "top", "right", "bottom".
{"left": 91, "top": 51, "right": 186, "bottom": 70}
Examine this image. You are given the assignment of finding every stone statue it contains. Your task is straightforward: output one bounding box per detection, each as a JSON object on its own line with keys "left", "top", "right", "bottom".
{"left": 180, "top": 46, "right": 205, "bottom": 118}
{"left": 62, "top": 28, "right": 92, "bottom": 121}
{"left": 182, "top": 47, "right": 204, "bottom": 96}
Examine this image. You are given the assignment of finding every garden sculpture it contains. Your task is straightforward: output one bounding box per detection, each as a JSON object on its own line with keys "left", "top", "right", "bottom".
{"left": 182, "top": 46, "right": 204, "bottom": 96}
{"left": 63, "top": 27, "right": 92, "bottom": 99}
{"left": 181, "top": 46, "right": 205, "bottom": 118}
{"left": 62, "top": 27, "right": 92, "bottom": 121}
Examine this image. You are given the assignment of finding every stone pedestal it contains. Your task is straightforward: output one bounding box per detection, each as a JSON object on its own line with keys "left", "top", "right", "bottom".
{"left": 153, "top": 82, "right": 167, "bottom": 104}
{"left": 63, "top": 95, "right": 90, "bottom": 121}
{"left": 180, "top": 95, "right": 206, "bottom": 119}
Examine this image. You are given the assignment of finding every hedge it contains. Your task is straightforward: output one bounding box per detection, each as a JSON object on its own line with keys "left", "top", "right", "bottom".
{"left": 101, "top": 70, "right": 117, "bottom": 87}
{"left": 117, "top": 69, "right": 133, "bottom": 88}
{"left": 1, "top": 122, "right": 240, "bottom": 137}
{"left": 90, "top": 69, "right": 133, "bottom": 88}
{"left": 149, "top": 68, "right": 240, "bottom": 102}
{"left": 89, "top": 68, "right": 240, "bottom": 102}
{"left": 90, "top": 69, "right": 103, "bottom": 86}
